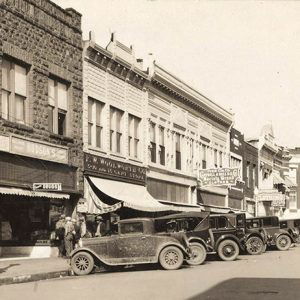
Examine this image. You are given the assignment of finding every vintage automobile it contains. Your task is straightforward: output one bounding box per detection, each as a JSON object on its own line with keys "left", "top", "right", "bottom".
{"left": 154, "top": 211, "right": 214, "bottom": 266}
{"left": 279, "top": 219, "right": 300, "bottom": 243}
{"left": 70, "top": 218, "right": 191, "bottom": 275}
{"left": 209, "top": 213, "right": 267, "bottom": 261}
{"left": 246, "top": 216, "right": 298, "bottom": 251}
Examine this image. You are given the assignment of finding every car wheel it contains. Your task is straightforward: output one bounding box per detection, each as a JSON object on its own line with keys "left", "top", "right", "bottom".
{"left": 187, "top": 243, "right": 207, "bottom": 266}
{"left": 159, "top": 246, "right": 184, "bottom": 270}
{"left": 71, "top": 252, "right": 94, "bottom": 276}
{"left": 217, "top": 240, "right": 239, "bottom": 261}
{"left": 276, "top": 235, "right": 291, "bottom": 251}
{"left": 246, "top": 236, "right": 264, "bottom": 255}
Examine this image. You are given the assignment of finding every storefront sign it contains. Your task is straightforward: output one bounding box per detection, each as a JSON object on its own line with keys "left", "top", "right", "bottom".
{"left": 33, "top": 183, "right": 62, "bottom": 191}
{"left": 84, "top": 153, "right": 146, "bottom": 185}
{"left": 198, "top": 168, "right": 240, "bottom": 187}
{"left": 11, "top": 135, "right": 68, "bottom": 164}
{"left": 256, "top": 191, "right": 285, "bottom": 207}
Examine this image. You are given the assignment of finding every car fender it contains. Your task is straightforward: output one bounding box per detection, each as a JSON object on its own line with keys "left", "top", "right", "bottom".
{"left": 188, "top": 237, "right": 211, "bottom": 251}
{"left": 155, "top": 242, "right": 190, "bottom": 260}
{"left": 275, "top": 231, "right": 296, "bottom": 243}
{"left": 215, "top": 234, "right": 244, "bottom": 250}
{"left": 245, "top": 232, "right": 264, "bottom": 242}
{"left": 70, "top": 247, "right": 115, "bottom": 266}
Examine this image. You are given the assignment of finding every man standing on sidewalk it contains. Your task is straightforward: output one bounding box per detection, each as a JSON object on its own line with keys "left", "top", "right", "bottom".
{"left": 55, "top": 214, "right": 66, "bottom": 257}
{"left": 64, "top": 217, "right": 75, "bottom": 258}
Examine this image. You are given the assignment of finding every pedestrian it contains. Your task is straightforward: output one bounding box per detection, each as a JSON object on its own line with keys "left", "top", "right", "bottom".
{"left": 94, "top": 216, "right": 106, "bottom": 237}
{"left": 64, "top": 217, "right": 75, "bottom": 258}
{"left": 55, "top": 214, "right": 66, "bottom": 257}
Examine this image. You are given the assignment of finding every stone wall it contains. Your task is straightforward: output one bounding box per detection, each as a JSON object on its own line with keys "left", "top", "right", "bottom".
{"left": 0, "top": 0, "right": 83, "bottom": 193}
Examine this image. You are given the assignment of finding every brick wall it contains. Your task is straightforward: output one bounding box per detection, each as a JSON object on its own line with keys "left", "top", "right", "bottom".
{"left": 0, "top": 0, "right": 83, "bottom": 192}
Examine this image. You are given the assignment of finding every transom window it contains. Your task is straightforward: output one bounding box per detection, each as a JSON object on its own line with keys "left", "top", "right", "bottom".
{"left": 110, "top": 106, "right": 123, "bottom": 154}
{"left": 48, "top": 78, "right": 68, "bottom": 136}
{"left": 128, "top": 114, "right": 141, "bottom": 159}
{"left": 1, "top": 58, "right": 27, "bottom": 123}
{"left": 88, "top": 97, "right": 104, "bottom": 148}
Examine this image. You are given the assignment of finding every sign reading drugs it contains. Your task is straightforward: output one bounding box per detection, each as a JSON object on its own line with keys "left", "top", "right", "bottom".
{"left": 33, "top": 183, "right": 62, "bottom": 191}
{"left": 198, "top": 168, "right": 240, "bottom": 187}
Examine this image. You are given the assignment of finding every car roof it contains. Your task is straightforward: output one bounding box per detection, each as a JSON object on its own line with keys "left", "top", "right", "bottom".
{"left": 118, "top": 218, "right": 153, "bottom": 224}
{"left": 247, "top": 216, "right": 278, "bottom": 220}
{"left": 155, "top": 211, "right": 209, "bottom": 221}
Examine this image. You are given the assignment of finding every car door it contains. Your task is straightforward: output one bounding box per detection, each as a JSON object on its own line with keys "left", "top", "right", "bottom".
{"left": 115, "top": 222, "right": 156, "bottom": 263}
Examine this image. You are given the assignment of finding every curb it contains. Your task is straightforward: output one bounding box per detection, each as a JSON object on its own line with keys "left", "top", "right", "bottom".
{"left": 0, "top": 269, "right": 71, "bottom": 286}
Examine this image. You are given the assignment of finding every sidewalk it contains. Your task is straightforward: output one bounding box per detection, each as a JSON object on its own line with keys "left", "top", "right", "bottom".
{"left": 0, "top": 257, "right": 71, "bottom": 286}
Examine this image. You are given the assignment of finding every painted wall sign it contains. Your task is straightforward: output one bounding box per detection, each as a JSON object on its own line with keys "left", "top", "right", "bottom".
{"left": 84, "top": 153, "right": 146, "bottom": 184}
{"left": 11, "top": 135, "right": 68, "bottom": 164}
{"left": 198, "top": 168, "right": 240, "bottom": 187}
{"left": 256, "top": 191, "right": 285, "bottom": 207}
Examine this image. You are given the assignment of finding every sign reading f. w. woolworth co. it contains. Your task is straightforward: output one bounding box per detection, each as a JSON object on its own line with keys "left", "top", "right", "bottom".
{"left": 84, "top": 153, "right": 146, "bottom": 185}
{"left": 198, "top": 167, "right": 240, "bottom": 187}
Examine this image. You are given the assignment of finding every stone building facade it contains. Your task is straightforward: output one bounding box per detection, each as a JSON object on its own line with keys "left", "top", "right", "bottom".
{"left": 0, "top": 0, "right": 83, "bottom": 256}
{"left": 146, "top": 62, "right": 234, "bottom": 212}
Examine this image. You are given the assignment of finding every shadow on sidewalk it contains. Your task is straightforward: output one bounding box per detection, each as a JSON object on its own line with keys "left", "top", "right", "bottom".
{"left": 0, "top": 264, "right": 20, "bottom": 274}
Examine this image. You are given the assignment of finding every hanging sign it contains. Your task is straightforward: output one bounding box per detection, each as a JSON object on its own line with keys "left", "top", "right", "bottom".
{"left": 33, "top": 183, "right": 62, "bottom": 191}
{"left": 198, "top": 168, "right": 240, "bottom": 187}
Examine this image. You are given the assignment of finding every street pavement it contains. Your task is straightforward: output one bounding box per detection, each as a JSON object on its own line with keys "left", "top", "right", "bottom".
{"left": 1, "top": 246, "right": 300, "bottom": 300}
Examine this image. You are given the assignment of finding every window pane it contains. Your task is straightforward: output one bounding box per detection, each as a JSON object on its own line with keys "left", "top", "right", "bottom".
{"left": 15, "top": 95, "right": 25, "bottom": 123}
{"left": 116, "top": 132, "right": 122, "bottom": 153}
{"left": 57, "top": 82, "right": 67, "bottom": 110}
{"left": 48, "top": 106, "right": 54, "bottom": 132}
{"left": 1, "top": 59, "right": 10, "bottom": 90}
{"left": 176, "top": 133, "right": 180, "bottom": 151}
{"left": 88, "top": 123, "right": 92, "bottom": 145}
{"left": 159, "top": 127, "right": 164, "bottom": 145}
{"left": 96, "top": 125, "right": 102, "bottom": 148}
{"left": 88, "top": 99, "right": 93, "bottom": 122}
{"left": 134, "top": 117, "right": 139, "bottom": 138}
{"left": 134, "top": 138, "right": 139, "bottom": 158}
{"left": 1, "top": 90, "right": 9, "bottom": 119}
{"left": 15, "top": 64, "right": 27, "bottom": 96}
{"left": 150, "top": 123, "right": 155, "bottom": 142}
{"left": 128, "top": 115, "right": 133, "bottom": 137}
{"left": 116, "top": 110, "right": 122, "bottom": 132}
{"left": 96, "top": 102, "right": 102, "bottom": 125}
{"left": 58, "top": 111, "right": 66, "bottom": 135}
{"left": 48, "top": 79, "right": 55, "bottom": 106}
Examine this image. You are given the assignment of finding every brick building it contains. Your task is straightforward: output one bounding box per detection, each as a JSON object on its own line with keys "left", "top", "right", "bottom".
{"left": 0, "top": 0, "right": 83, "bottom": 256}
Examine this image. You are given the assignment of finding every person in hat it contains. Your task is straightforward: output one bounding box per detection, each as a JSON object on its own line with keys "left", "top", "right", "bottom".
{"left": 55, "top": 214, "right": 66, "bottom": 257}
{"left": 64, "top": 216, "right": 75, "bottom": 258}
{"left": 94, "top": 215, "right": 106, "bottom": 237}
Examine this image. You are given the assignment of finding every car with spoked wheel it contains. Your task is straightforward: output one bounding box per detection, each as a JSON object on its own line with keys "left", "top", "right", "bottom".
{"left": 70, "top": 218, "right": 191, "bottom": 275}
{"left": 246, "top": 216, "right": 297, "bottom": 251}
{"left": 279, "top": 219, "right": 300, "bottom": 243}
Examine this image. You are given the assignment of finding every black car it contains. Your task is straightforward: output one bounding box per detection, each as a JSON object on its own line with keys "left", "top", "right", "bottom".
{"left": 279, "top": 219, "right": 300, "bottom": 243}
{"left": 246, "top": 216, "right": 297, "bottom": 251}
{"left": 209, "top": 213, "right": 266, "bottom": 261}
{"left": 154, "top": 212, "right": 214, "bottom": 266}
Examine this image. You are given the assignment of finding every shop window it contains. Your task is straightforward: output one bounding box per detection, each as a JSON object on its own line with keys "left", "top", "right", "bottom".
{"left": 150, "top": 122, "right": 156, "bottom": 163}
{"left": 88, "top": 98, "right": 104, "bottom": 148}
{"left": 175, "top": 133, "right": 181, "bottom": 170}
{"left": 120, "top": 222, "right": 143, "bottom": 234}
{"left": 128, "top": 114, "right": 141, "bottom": 159}
{"left": 48, "top": 79, "right": 69, "bottom": 136}
{"left": 159, "top": 126, "right": 165, "bottom": 165}
{"left": 1, "top": 59, "right": 27, "bottom": 123}
{"left": 110, "top": 106, "right": 123, "bottom": 154}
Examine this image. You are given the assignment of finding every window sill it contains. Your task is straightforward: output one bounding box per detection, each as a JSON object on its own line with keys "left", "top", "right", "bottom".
{"left": 1, "top": 119, "right": 34, "bottom": 133}
{"left": 128, "top": 157, "right": 143, "bottom": 164}
{"left": 87, "top": 146, "right": 107, "bottom": 155}
{"left": 49, "top": 132, "right": 74, "bottom": 143}
{"left": 110, "top": 152, "right": 126, "bottom": 160}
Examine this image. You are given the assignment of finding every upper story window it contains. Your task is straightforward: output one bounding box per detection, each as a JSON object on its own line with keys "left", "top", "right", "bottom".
{"left": 201, "top": 144, "right": 207, "bottom": 169}
{"left": 246, "top": 162, "right": 250, "bottom": 187}
{"left": 150, "top": 122, "right": 156, "bottom": 163}
{"left": 128, "top": 114, "right": 140, "bottom": 159}
{"left": 252, "top": 164, "right": 257, "bottom": 187}
{"left": 175, "top": 133, "right": 181, "bottom": 170}
{"left": 110, "top": 106, "right": 123, "bottom": 154}
{"left": 1, "top": 59, "right": 27, "bottom": 123}
{"left": 214, "top": 149, "right": 218, "bottom": 168}
{"left": 88, "top": 97, "right": 104, "bottom": 148}
{"left": 159, "top": 126, "right": 165, "bottom": 166}
{"left": 48, "top": 78, "right": 68, "bottom": 136}
{"left": 219, "top": 151, "right": 223, "bottom": 168}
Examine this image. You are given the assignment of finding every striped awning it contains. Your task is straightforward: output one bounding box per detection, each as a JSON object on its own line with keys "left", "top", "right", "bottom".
{"left": 273, "top": 173, "right": 285, "bottom": 185}
{"left": 0, "top": 187, "right": 69, "bottom": 199}
{"left": 284, "top": 177, "right": 297, "bottom": 188}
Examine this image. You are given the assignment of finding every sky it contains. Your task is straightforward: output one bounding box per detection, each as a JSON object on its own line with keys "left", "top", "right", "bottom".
{"left": 53, "top": 0, "right": 300, "bottom": 148}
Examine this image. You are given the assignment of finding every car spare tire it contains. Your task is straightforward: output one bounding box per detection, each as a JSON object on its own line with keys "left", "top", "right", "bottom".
{"left": 159, "top": 246, "right": 184, "bottom": 270}
{"left": 187, "top": 243, "right": 207, "bottom": 266}
{"left": 71, "top": 251, "right": 94, "bottom": 276}
{"left": 217, "top": 239, "right": 239, "bottom": 261}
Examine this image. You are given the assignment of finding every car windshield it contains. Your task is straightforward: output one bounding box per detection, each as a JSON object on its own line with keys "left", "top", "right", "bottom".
{"left": 120, "top": 222, "right": 143, "bottom": 234}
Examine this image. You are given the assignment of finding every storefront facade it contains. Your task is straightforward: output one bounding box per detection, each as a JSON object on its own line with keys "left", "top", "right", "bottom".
{"left": 0, "top": 1, "right": 83, "bottom": 257}
{"left": 146, "top": 62, "right": 233, "bottom": 212}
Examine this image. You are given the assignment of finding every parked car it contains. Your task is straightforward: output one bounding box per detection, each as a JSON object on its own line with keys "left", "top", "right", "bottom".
{"left": 154, "top": 211, "right": 214, "bottom": 266}
{"left": 209, "top": 213, "right": 266, "bottom": 261}
{"left": 279, "top": 219, "right": 300, "bottom": 243}
{"left": 70, "top": 218, "right": 191, "bottom": 275}
{"left": 246, "top": 216, "right": 297, "bottom": 251}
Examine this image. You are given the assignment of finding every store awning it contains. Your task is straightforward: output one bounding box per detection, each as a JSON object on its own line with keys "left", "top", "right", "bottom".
{"left": 273, "top": 173, "right": 285, "bottom": 185}
{"left": 199, "top": 204, "right": 231, "bottom": 214}
{"left": 0, "top": 187, "right": 69, "bottom": 199}
{"left": 284, "top": 177, "right": 297, "bottom": 188}
{"left": 158, "top": 200, "right": 203, "bottom": 212}
{"left": 87, "top": 176, "right": 176, "bottom": 213}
